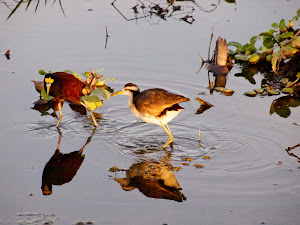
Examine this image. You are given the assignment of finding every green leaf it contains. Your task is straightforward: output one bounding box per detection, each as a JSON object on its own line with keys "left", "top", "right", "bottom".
{"left": 279, "top": 19, "right": 287, "bottom": 30}
{"left": 250, "top": 36, "right": 259, "bottom": 44}
{"left": 292, "top": 16, "right": 298, "bottom": 21}
{"left": 247, "top": 44, "right": 257, "bottom": 53}
{"left": 280, "top": 78, "right": 289, "bottom": 84}
{"left": 260, "top": 32, "right": 273, "bottom": 38}
{"left": 228, "top": 49, "right": 236, "bottom": 55}
{"left": 81, "top": 72, "right": 90, "bottom": 79}
{"left": 269, "top": 101, "right": 275, "bottom": 115}
{"left": 297, "top": 8, "right": 300, "bottom": 17}
{"left": 90, "top": 88, "right": 110, "bottom": 100}
{"left": 278, "top": 31, "right": 294, "bottom": 39}
{"left": 271, "top": 23, "right": 279, "bottom": 29}
{"left": 95, "top": 68, "right": 104, "bottom": 74}
{"left": 235, "top": 54, "right": 250, "bottom": 61}
{"left": 281, "top": 88, "right": 294, "bottom": 94}
{"left": 297, "top": 72, "right": 300, "bottom": 78}
{"left": 41, "top": 89, "right": 53, "bottom": 101}
{"left": 228, "top": 41, "right": 243, "bottom": 50}
{"left": 39, "top": 69, "right": 47, "bottom": 75}
{"left": 80, "top": 95, "right": 103, "bottom": 111}
{"left": 267, "top": 89, "right": 280, "bottom": 95}
{"left": 64, "top": 70, "right": 73, "bottom": 74}
{"left": 254, "top": 89, "right": 264, "bottom": 93}
{"left": 263, "top": 37, "right": 276, "bottom": 49}
{"left": 249, "top": 54, "right": 260, "bottom": 64}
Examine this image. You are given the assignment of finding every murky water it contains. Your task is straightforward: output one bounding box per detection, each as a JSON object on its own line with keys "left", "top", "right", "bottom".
{"left": 1, "top": 0, "right": 300, "bottom": 224}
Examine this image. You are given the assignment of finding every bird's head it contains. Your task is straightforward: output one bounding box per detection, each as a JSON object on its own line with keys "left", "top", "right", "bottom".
{"left": 44, "top": 76, "right": 54, "bottom": 94}
{"left": 111, "top": 83, "right": 140, "bottom": 97}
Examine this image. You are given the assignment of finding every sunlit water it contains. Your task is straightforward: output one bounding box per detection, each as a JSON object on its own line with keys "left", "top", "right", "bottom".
{"left": 1, "top": 0, "right": 300, "bottom": 224}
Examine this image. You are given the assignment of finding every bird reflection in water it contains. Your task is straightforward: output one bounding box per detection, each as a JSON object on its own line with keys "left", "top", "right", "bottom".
{"left": 114, "top": 152, "right": 186, "bottom": 202}
{"left": 41, "top": 128, "right": 96, "bottom": 195}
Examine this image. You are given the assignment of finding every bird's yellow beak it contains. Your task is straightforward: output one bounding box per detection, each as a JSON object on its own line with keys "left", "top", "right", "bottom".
{"left": 46, "top": 84, "right": 51, "bottom": 94}
{"left": 111, "top": 90, "right": 123, "bottom": 96}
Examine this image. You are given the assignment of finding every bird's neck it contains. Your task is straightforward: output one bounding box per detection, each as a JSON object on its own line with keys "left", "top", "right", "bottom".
{"left": 128, "top": 90, "right": 140, "bottom": 114}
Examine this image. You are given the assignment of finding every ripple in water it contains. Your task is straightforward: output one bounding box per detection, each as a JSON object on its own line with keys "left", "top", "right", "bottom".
{"left": 107, "top": 120, "right": 285, "bottom": 177}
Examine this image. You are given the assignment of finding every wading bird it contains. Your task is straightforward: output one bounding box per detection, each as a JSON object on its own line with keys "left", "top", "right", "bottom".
{"left": 44, "top": 71, "right": 101, "bottom": 127}
{"left": 111, "top": 83, "right": 190, "bottom": 148}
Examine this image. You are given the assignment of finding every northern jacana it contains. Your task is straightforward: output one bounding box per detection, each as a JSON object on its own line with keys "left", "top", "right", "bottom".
{"left": 111, "top": 83, "right": 190, "bottom": 148}
{"left": 44, "top": 71, "right": 100, "bottom": 127}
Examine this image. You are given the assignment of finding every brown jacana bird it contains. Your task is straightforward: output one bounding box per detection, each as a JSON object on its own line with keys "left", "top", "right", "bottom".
{"left": 111, "top": 83, "right": 190, "bottom": 148}
{"left": 44, "top": 71, "right": 100, "bottom": 127}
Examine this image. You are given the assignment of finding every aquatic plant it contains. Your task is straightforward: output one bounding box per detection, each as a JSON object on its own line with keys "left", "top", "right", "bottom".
{"left": 6, "top": 0, "right": 65, "bottom": 20}
{"left": 228, "top": 9, "right": 300, "bottom": 74}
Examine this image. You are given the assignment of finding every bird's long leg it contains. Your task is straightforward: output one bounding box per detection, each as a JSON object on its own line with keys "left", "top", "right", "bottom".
{"left": 161, "top": 123, "right": 174, "bottom": 149}
{"left": 86, "top": 107, "right": 98, "bottom": 127}
{"left": 56, "top": 102, "right": 63, "bottom": 127}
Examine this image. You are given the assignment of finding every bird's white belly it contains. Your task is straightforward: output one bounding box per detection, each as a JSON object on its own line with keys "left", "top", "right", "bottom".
{"left": 129, "top": 103, "right": 182, "bottom": 125}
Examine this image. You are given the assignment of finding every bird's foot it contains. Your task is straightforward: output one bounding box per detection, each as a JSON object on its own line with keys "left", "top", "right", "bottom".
{"left": 162, "top": 139, "right": 174, "bottom": 149}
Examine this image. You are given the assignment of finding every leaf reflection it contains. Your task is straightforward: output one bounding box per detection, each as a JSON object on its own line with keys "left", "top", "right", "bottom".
{"left": 269, "top": 96, "right": 300, "bottom": 118}
{"left": 41, "top": 128, "right": 96, "bottom": 195}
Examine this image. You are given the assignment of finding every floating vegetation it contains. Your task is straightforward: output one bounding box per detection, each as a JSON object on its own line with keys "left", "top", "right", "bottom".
{"left": 4, "top": 49, "right": 10, "bottom": 60}
{"left": 108, "top": 166, "right": 125, "bottom": 172}
{"left": 202, "top": 155, "right": 211, "bottom": 159}
{"left": 111, "top": 0, "right": 221, "bottom": 24}
{"left": 171, "top": 166, "right": 182, "bottom": 171}
{"left": 228, "top": 9, "right": 300, "bottom": 75}
{"left": 285, "top": 143, "right": 300, "bottom": 163}
{"left": 193, "top": 164, "right": 205, "bottom": 168}
{"left": 270, "top": 96, "right": 300, "bottom": 118}
{"left": 244, "top": 72, "right": 300, "bottom": 98}
{"left": 195, "top": 97, "right": 214, "bottom": 114}
{"left": 182, "top": 157, "right": 193, "bottom": 162}
{"left": 74, "top": 221, "right": 95, "bottom": 225}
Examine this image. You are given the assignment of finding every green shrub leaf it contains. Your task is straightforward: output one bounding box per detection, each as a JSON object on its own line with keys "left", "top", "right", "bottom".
{"left": 41, "top": 89, "right": 53, "bottom": 101}
{"left": 80, "top": 95, "right": 103, "bottom": 111}
{"left": 39, "top": 69, "right": 47, "bottom": 75}
{"left": 90, "top": 88, "right": 110, "bottom": 100}
{"left": 263, "top": 37, "right": 276, "bottom": 49}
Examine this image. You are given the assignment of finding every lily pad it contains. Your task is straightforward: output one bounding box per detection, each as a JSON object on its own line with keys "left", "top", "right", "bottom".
{"left": 267, "top": 89, "right": 280, "bottom": 95}
{"left": 280, "top": 78, "right": 289, "bottom": 84}
{"left": 254, "top": 89, "right": 264, "bottom": 93}
{"left": 281, "top": 88, "right": 294, "bottom": 94}
{"left": 244, "top": 91, "right": 257, "bottom": 97}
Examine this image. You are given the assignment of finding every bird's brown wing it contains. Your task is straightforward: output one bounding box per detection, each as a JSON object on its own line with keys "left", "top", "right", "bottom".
{"left": 134, "top": 88, "right": 190, "bottom": 116}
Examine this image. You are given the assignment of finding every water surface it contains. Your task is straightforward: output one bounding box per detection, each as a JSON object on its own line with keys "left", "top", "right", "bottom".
{"left": 0, "top": 0, "right": 300, "bottom": 224}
